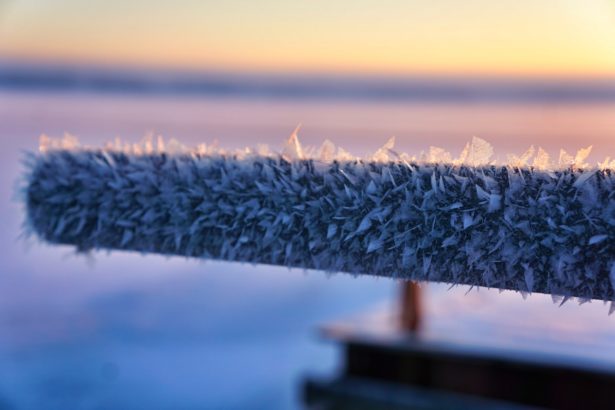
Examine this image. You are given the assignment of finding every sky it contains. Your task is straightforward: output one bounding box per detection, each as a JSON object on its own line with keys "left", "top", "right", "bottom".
{"left": 0, "top": 0, "right": 615, "bottom": 76}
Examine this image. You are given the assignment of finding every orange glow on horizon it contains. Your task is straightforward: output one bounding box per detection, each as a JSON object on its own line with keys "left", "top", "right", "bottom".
{"left": 1, "top": 0, "right": 614, "bottom": 77}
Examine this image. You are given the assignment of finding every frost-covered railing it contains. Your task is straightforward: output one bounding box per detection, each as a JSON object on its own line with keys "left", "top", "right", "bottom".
{"left": 24, "top": 132, "right": 615, "bottom": 302}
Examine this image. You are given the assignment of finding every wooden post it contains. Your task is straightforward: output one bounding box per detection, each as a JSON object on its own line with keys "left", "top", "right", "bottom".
{"left": 400, "top": 281, "right": 422, "bottom": 333}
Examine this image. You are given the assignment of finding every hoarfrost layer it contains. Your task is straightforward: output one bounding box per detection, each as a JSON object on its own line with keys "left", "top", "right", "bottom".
{"left": 25, "top": 133, "right": 615, "bottom": 301}
{"left": 38, "top": 130, "right": 615, "bottom": 170}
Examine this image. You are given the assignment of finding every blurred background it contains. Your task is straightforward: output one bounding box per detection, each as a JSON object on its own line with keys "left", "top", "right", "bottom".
{"left": 1, "top": 1, "right": 615, "bottom": 409}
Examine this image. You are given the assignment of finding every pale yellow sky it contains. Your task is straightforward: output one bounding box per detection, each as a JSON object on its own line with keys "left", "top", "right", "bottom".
{"left": 1, "top": 0, "right": 615, "bottom": 76}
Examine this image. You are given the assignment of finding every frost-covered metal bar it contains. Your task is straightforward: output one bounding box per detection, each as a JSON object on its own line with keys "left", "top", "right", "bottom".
{"left": 24, "top": 142, "right": 615, "bottom": 301}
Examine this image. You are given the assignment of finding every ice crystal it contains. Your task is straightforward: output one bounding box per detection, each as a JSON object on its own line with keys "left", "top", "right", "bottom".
{"left": 559, "top": 149, "right": 574, "bottom": 168}
{"left": 38, "top": 130, "right": 614, "bottom": 171}
{"left": 533, "top": 147, "right": 551, "bottom": 170}
{"left": 371, "top": 136, "right": 396, "bottom": 162}
{"left": 574, "top": 145, "right": 593, "bottom": 169}
{"left": 282, "top": 125, "right": 304, "bottom": 160}
{"left": 457, "top": 136, "right": 493, "bottom": 166}
{"left": 318, "top": 139, "right": 336, "bottom": 162}
{"left": 427, "top": 146, "right": 453, "bottom": 164}
{"left": 507, "top": 145, "right": 535, "bottom": 168}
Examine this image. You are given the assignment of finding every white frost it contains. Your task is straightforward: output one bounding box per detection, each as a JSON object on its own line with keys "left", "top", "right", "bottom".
{"left": 507, "top": 145, "right": 535, "bottom": 168}
{"left": 533, "top": 147, "right": 551, "bottom": 170}
{"left": 371, "top": 136, "right": 396, "bottom": 162}
{"left": 282, "top": 125, "right": 304, "bottom": 160}
{"left": 456, "top": 136, "right": 493, "bottom": 166}
{"left": 38, "top": 131, "right": 614, "bottom": 170}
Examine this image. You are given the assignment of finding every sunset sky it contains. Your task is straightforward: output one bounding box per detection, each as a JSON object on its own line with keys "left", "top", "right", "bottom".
{"left": 1, "top": 0, "right": 615, "bottom": 76}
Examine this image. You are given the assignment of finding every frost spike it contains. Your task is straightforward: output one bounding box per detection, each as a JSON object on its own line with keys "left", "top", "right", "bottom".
{"left": 282, "top": 124, "right": 304, "bottom": 160}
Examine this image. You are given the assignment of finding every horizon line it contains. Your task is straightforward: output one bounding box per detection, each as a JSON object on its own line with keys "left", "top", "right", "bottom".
{"left": 3, "top": 57, "right": 615, "bottom": 84}
{"left": 2, "top": 59, "right": 615, "bottom": 104}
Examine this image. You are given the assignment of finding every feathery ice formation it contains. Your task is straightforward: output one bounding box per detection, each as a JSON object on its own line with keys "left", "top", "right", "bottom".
{"left": 38, "top": 129, "right": 615, "bottom": 170}
{"left": 26, "top": 132, "right": 615, "bottom": 302}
